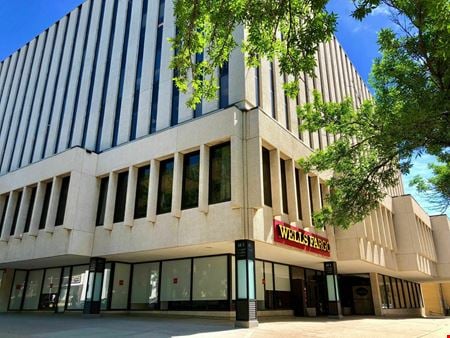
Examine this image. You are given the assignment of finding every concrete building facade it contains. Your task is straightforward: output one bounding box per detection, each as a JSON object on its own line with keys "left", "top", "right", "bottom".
{"left": 0, "top": 0, "right": 449, "bottom": 324}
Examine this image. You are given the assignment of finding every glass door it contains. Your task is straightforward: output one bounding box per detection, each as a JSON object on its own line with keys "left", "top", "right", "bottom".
{"left": 39, "top": 268, "right": 62, "bottom": 310}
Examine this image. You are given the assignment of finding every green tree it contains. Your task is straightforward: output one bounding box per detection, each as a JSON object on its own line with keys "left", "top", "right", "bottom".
{"left": 298, "top": 0, "right": 449, "bottom": 228}
{"left": 170, "top": 0, "right": 336, "bottom": 107}
{"left": 172, "top": 0, "right": 450, "bottom": 228}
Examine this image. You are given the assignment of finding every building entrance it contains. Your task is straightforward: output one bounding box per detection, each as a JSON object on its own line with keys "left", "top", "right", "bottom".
{"left": 338, "top": 274, "right": 374, "bottom": 315}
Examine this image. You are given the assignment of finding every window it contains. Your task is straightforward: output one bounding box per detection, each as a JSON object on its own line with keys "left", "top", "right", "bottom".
{"left": 219, "top": 61, "right": 229, "bottom": 109}
{"left": 24, "top": 186, "right": 37, "bottom": 233}
{"left": 111, "top": 263, "right": 131, "bottom": 309}
{"left": 262, "top": 148, "right": 272, "bottom": 207}
{"left": 274, "top": 264, "right": 291, "bottom": 309}
{"left": 194, "top": 52, "right": 204, "bottom": 117}
{"left": 295, "top": 169, "right": 303, "bottom": 220}
{"left": 160, "top": 259, "right": 191, "bottom": 302}
{"left": 10, "top": 191, "right": 23, "bottom": 236}
{"left": 95, "top": 0, "right": 119, "bottom": 152}
{"left": 280, "top": 159, "right": 288, "bottom": 214}
{"left": 22, "top": 269, "right": 44, "bottom": 310}
{"left": 130, "top": 262, "right": 159, "bottom": 310}
{"left": 269, "top": 62, "right": 275, "bottom": 118}
{"left": 113, "top": 171, "right": 128, "bottom": 223}
{"left": 150, "top": 0, "right": 166, "bottom": 133}
{"left": 192, "top": 256, "right": 227, "bottom": 301}
{"left": 378, "top": 275, "right": 388, "bottom": 309}
{"left": 55, "top": 176, "right": 70, "bottom": 226}
{"left": 129, "top": 0, "right": 149, "bottom": 141}
{"left": 39, "top": 181, "right": 53, "bottom": 230}
{"left": 391, "top": 277, "right": 399, "bottom": 308}
{"left": 9, "top": 270, "right": 27, "bottom": 310}
{"left": 0, "top": 194, "right": 10, "bottom": 235}
{"left": 67, "top": 265, "right": 89, "bottom": 310}
{"left": 112, "top": 0, "right": 133, "bottom": 146}
{"left": 209, "top": 142, "right": 231, "bottom": 204}
{"left": 134, "top": 165, "right": 150, "bottom": 219}
{"left": 96, "top": 177, "right": 109, "bottom": 226}
{"left": 181, "top": 151, "right": 200, "bottom": 209}
{"left": 157, "top": 158, "right": 174, "bottom": 214}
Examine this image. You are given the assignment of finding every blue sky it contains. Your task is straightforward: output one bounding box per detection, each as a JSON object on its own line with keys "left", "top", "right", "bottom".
{"left": 0, "top": 0, "right": 446, "bottom": 216}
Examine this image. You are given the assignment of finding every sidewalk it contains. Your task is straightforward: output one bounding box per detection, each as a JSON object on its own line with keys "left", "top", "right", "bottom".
{"left": 0, "top": 313, "right": 448, "bottom": 338}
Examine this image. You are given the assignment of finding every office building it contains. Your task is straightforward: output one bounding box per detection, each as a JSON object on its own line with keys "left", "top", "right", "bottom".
{"left": 0, "top": 0, "right": 448, "bottom": 325}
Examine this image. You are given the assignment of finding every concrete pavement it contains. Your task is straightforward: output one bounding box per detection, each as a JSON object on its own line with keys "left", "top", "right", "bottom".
{"left": 0, "top": 313, "right": 448, "bottom": 338}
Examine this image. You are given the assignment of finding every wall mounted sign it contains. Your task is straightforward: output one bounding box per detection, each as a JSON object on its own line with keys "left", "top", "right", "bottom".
{"left": 273, "top": 220, "right": 330, "bottom": 257}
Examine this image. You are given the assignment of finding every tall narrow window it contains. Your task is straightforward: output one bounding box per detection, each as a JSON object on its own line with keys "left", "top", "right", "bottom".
{"left": 283, "top": 74, "right": 290, "bottom": 130}
{"left": 55, "top": 176, "right": 70, "bottom": 226}
{"left": 255, "top": 67, "right": 260, "bottom": 107}
{"left": 181, "top": 151, "right": 200, "bottom": 209}
{"left": 269, "top": 62, "right": 276, "bottom": 118}
{"left": 67, "top": 0, "right": 95, "bottom": 148}
{"left": 150, "top": 0, "right": 166, "bottom": 133}
{"left": 96, "top": 176, "right": 109, "bottom": 226}
{"left": 157, "top": 158, "right": 174, "bottom": 214}
{"left": 81, "top": 0, "right": 107, "bottom": 147}
{"left": 95, "top": 0, "right": 119, "bottom": 152}
{"left": 130, "top": 0, "right": 149, "bottom": 141}
{"left": 112, "top": 0, "right": 133, "bottom": 146}
{"left": 114, "top": 171, "right": 129, "bottom": 223}
{"left": 0, "top": 194, "right": 10, "bottom": 235}
{"left": 219, "top": 61, "right": 229, "bottom": 109}
{"left": 209, "top": 142, "right": 231, "bottom": 204}
{"left": 308, "top": 176, "right": 314, "bottom": 212}
{"left": 134, "top": 165, "right": 150, "bottom": 219}
{"left": 193, "top": 52, "right": 204, "bottom": 117}
{"left": 295, "top": 169, "right": 303, "bottom": 220}
{"left": 280, "top": 160, "right": 288, "bottom": 214}
{"left": 10, "top": 191, "right": 23, "bottom": 236}
{"left": 262, "top": 148, "right": 272, "bottom": 207}
{"left": 39, "top": 182, "right": 53, "bottom": 230}
{"left": 24, "top": 187, "right": 37, "bottom": 233}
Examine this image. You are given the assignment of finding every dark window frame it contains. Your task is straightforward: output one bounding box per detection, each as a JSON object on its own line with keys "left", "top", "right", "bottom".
{"left": 157, "top": 158, "right": 174, "bottom": 215}
{"left": 96, "top": 176, "right": 109, "bottom": 226}
{"left": 181, "top": 151, "right": 200, "bottom": 210}
{"left": 134, "top": 165, "right": 150, "bottom": 219}
{"left": 208, "top": 142, "right": 231, "bottom": 205}
{"left": 113, "top": 171, "right": 129, "bottom": 223}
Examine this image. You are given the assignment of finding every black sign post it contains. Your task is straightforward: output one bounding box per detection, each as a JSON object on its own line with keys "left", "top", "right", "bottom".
{"left": 83, "top": 257, "right": 106, "bottom": 315}
{"left": 235, "top": 240, "right": 258, "bottom": 328}
{"left": 324, "top": 261, "right": 343, "bottom": 318}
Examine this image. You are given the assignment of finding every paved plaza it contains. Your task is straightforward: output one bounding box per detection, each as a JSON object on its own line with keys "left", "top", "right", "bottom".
{"left": 0, "top": 313, "right": 449, "bottom": 338}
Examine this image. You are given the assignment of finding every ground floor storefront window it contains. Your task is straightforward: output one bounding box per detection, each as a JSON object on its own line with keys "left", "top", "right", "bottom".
{"left": 6, "top": 255, "right": 335, "bottom": 315}
{"left": 378, "top": 274, "right": 422, "bottom": 310}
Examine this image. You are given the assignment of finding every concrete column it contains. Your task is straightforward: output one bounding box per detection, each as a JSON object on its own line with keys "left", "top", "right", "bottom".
{"left": 62, "top": 171, "right": 80, "bottom": 230}
{"left": 124, "top": 166, "right": 138, "bottom": 227}
{"left": 269, "top": 149, "right": 282, "bottom": 216}
{"left": 0, "top": 191, "right": 16, "bottom": 241}
{"left": 310, "top": 175, "right": 322, "bottom": 213}
{"left": 171, "top": 152, "right": 183, "bottom": 218}
{"left": 247, "top": 137, "right": 263, "bottom": 209}
{"left": 103, "top": 172, "right": 118, "bottom": 230}
{"left": 299, "top": 171, "right": 312, "bottom": 228}
{"left": 231, "top": 136, "right": 244, "bottom": 209}
{"left": 29, "top": 182, "right": 45, "bottom": 237}
{"left": 285, "top": 159, "right": 298, "bottom": 223}
{"left": 371, "top": 209, "right": 382, "bottom": 245}
{"left": 369, "top": 273, "right": 383, "bottom": 316}
{"left": 146, "top": 159, "right": 159, "bottom": 223}
{"left": 198, "top": 144, "right": 209, "bottom": 213}
{"left": 45, "top": 176, "right": 61, "bottom": 233}
{"left": 14, "top": 187, "right": 31, "bottom": 238}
